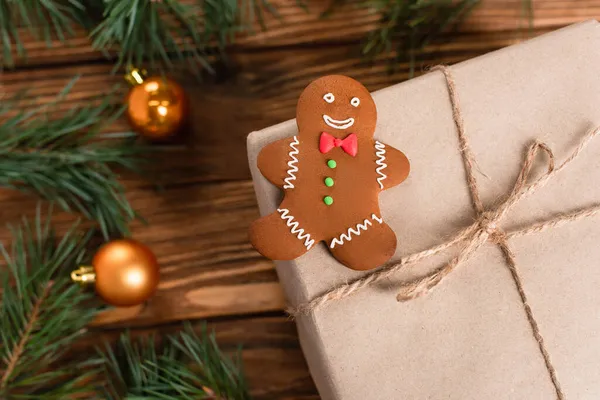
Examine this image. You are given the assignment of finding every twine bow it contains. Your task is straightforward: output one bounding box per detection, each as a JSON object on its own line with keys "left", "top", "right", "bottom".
{"left": 290, "top": 66, "right": 600, "bottom": 400}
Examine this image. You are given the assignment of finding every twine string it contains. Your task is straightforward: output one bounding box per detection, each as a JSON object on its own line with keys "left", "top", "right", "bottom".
{"left": 289, "top": 66, "right": 600, "bottom": 399}
{"left": 395, "top": 135, "right": 558, "bottom": 301}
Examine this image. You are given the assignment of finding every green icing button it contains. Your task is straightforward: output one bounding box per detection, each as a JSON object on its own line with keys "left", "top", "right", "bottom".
{"left": 324, "top": 177, "right": 334, "bottom": 187}
{"left": 327, "top": 159, "right": 337, "bottom": 169}
{"left": 323, "top": 196, "right": 334, "bottom": 206}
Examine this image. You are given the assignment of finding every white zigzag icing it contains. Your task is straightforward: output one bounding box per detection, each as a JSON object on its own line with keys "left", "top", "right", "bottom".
{"left": 283, "top": 136, "right": 300, "bottom": 189}
{"left": 330, "top": 214, "right": 383, "bottom": 249}
{"left": 277, "top": 208, "right": 315, "bottom": 250}
{"left": 374, "top": 140, "right": 387, "bottom": 189}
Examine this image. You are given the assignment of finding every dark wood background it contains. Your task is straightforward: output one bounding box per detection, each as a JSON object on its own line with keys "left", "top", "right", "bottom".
{"left": 1, "top": 1, "right": 598, "bottom": 398}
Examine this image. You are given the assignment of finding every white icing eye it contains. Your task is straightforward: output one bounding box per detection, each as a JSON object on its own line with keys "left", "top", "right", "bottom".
{"left": 323, "top": 93, "right": 335, "bottom": 103}
{"left": 351, "top": 97, "right": 360, "bottom": 107}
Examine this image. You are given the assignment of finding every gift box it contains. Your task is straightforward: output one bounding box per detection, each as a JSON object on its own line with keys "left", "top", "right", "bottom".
{"left": 247, "top": 21, "right": 600, "bottom": 399}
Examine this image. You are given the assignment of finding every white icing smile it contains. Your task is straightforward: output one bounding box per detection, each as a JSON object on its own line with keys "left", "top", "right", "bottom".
{"left": 323, "top": 115, "right": 355, "bottom": 130}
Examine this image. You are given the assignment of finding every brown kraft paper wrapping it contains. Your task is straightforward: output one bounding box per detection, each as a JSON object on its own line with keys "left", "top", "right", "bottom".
{"left": 247, "top": 21, "right": 600, "bottom": 400}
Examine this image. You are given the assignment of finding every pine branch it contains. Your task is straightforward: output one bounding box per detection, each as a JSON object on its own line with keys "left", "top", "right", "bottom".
{"left": 240, "top": 0, "right": 279, "bottom": 30}
{"left": 361, "top": 0, "right": 480, "bottom": 75}
{"left": 0, "top": 78, "right": 143, "bottom": 239}
{"left": 89, "top": 0, "right": 309, "bottom": 74}
{"left": 100, "top": 323, "right": 250, "bottom": 400}
{"left": 0, "top": 281, "right": 52, "bottom": 390}
{"left": 521, "top": 0, "right": 534, "bottom": 35}
{"left": 0, "top": 0, "right": 90, "bottom": 69}
{"left": 1, "top": 0, "right": 307, "bottom": 73}
{"left": 0, "top": 207, "right": 103, "bottom": 399}
{"left": 203, "top": 0, "right": 239, "bottom": 52}
{"left": 90, "top": 0, "right": 237, "bottom": 75}
{"left": 240, "top": 0, "right": 309, "bottom": 32}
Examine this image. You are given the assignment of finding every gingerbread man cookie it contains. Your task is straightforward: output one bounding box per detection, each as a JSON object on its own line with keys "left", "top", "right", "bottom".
{"left": 249, "top": 75, "right": 410, "bottom": 270}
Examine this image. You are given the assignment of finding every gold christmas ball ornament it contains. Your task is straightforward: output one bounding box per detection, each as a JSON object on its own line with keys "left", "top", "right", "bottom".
{"left": 72, "top": 239, "right": 160, "bottom": 307}
{"left": 125, "top": 68, "right": 188, "bottom": 140}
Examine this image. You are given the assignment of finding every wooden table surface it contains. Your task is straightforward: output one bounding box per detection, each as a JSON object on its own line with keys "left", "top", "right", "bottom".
{"left": 1, "top": 1, "right": 598, "bottom": 398}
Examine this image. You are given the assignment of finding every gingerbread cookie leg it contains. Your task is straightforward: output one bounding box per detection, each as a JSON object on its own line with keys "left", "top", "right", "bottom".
{"left": 249, "top": 208, "right": 319, "bottom": 261}
{"left": 328, "top": 214, "right": 397, "bottom": 270}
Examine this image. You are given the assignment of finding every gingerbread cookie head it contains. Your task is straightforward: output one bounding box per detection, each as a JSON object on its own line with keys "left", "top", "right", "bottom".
{"left": 296, "top": 75, "right": 377, "bottom": 140}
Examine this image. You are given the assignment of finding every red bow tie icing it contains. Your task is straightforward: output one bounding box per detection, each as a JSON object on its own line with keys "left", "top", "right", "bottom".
{"left": 319, "top": 132, "right": 358, "bottom": 156}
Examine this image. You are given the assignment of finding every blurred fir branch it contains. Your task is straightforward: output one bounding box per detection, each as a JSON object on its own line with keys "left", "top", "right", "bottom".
{"left": 361, "top": 0, "right": 481, "bottom": 75}
{"left": 0, "top": 211, "right": 249, "bottom": 399}
{"left": 241, "top": 0, "right": 307, "bottom": 30}
{"left": 0, "top": 0, "right": 90, "bottom": 69}
{"left": 521, "top": 0, "right": 534, "bottom": 34}
{"left": 0, "top": 0, "right": 302, "bottom": 73}
{"left": 0, "top": 79, "right": 142, "bottom": 239}
{"left": 204, "top": 0, "right": 239, "bottom": 53}
{"left": 241, "top": 0, "right": 278, "bottom": 31}
{"left": 90, "top": 0, "right": 292, "bottom": 74}
{"left": 0, "top": 208, "right": 103, "bottom": 399}
{"left": 100, "top": 323, "right": 250, "bottom": 400}
{"left": 90, "top": 0, "right": 232, "bottom": 75}
{"left": 0, "top": 0, "right": 539, "bottom": 74}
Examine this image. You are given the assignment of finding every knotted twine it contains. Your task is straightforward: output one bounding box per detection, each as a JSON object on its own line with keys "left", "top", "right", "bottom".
{"left": 289, "top": 66, "right": 600, "bottom": 400}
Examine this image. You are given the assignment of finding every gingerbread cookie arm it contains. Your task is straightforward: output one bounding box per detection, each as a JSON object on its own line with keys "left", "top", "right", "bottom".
{"left": 257, "top": 136, "right": 300, "bottom": 188}
{"left": 374, "top": 140, "right": 410, "bottom": 191}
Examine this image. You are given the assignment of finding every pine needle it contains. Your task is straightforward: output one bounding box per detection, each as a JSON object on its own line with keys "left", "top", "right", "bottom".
{"left": 361, "top": 0, "right": 481, "bottom": 76}
{"left": 100, "top": 323, "right": 250, "bottom": 400}
{"left": 0, "top": 206, "right": 103, "bottom": 399}
{"left": 0, "top": 0, "right": 89, "bottom": 69}
{"left": 520, "top": 0, "right": 534, "bottom": 36}
{"left": 1, "top": 0, "right": 306, "bottom": 73}
{"left": 0, "top": 78, "right": 143, "bottom": 239}
{"left": 89, "top": 0, "right": 295, "bottom": 75}
{"left": 90, "top": 0, "right": 232, "bottom": 75}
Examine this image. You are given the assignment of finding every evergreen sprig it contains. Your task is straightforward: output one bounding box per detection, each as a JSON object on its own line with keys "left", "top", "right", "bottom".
{"left": 90, "top": 0, "right": 284, "bottom": 74}
{"left": 0, "top": 0, "right": 90, "bottom": 69}
{"left": 1, "top": 0, "right": 294, "bottom": 72}
{"left": 101, "top": 323, "right": 250, "bottom": 400}
{"left": 0, "top": 79, "right": 142, "bottom": 239}
{"left": 0, "top": 208, "right": 102, "bottom": 399}
{"left": 0, "top": 210, "right": 249, "bottom": 399}
{"left": 362, "top": 0, "right": 480, "bottom": 75}
{"left": 90, "top": 0, "right": 221, "bottom": 74}
{"left": 0, "top": 0, "right": 487, "bottom": 75}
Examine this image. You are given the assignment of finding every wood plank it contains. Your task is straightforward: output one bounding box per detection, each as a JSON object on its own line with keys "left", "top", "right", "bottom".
{"left": 93, "top": 279, "right": 285, "bottom": 327}
{"left": 3, "top": 0, "right": 598, "bottom": 68}
{"left": 0, "top": 179, "right": 286, "bottom": 327}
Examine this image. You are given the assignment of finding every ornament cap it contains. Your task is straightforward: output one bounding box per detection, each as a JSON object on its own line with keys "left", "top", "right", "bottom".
{"left": 71, "top": 265, "right": 96, "bottom": 284}
{"left": 124, "top": 67, "right": 147, "bottom": 86}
